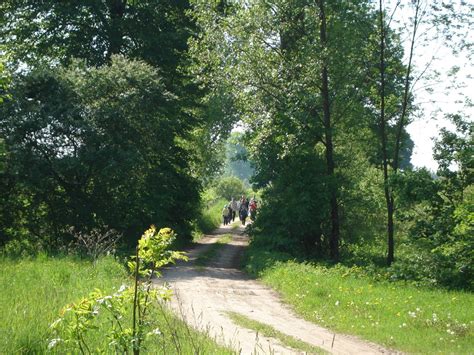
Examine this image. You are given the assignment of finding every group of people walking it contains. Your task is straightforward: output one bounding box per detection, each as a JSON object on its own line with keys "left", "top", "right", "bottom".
{"left": 222, "top": 195, "right": 258, "bottom": 226}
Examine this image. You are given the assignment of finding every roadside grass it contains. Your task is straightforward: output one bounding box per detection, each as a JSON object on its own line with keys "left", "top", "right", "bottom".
{"left": 226, "top": 311, "right": 325, "bottom": 354}
{"left": 0, "top": 255, "right": 233, "bottom": 353}
{"left": 195, "top": 234, "right": 233, "bottom": 267}
{"left": 0, "top": 255, "right": 126, "bottom": 353}
{"left": 243, "top": 250, "right": 474, "bottom": 354}
{"left": 193, "top": 198, "right": 227, "bottom": 241}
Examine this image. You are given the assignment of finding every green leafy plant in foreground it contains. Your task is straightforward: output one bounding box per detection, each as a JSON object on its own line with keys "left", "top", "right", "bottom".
{"left": 49, "top": 226, "right": 187, "bottom": 354}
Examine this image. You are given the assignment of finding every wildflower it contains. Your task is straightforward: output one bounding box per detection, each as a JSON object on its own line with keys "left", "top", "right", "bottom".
{"left": 408, "top": 311, "right": 416, "bottom": 318}
{"left": 335, "top": 301, "right": 340, "bottom": 306}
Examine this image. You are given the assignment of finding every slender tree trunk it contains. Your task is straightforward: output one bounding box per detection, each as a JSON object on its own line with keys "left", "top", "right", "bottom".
{"left": 317, "top": 0, "right": 339, "bottom": 261}
{"left": 379, "top": 1, "right": 420, "bottom": 266}
{"left": 378, "top": 0, "right": 395, "bottom": 266}
{"left": 393, "top": 0, "right": 420, "bottom": 172}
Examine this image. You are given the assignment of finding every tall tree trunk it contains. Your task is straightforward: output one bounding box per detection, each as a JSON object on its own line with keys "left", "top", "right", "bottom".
{"left": 379, "top": 1, "right": 420, "bottom": 266}
{"left": 106, "top": 0, "right": 127, "bottom": 60}
{"left": 378, "top": 0, "right": 395, "bottom": 266}
{"left": 393, "top": 0, "right": 420, "bottom": 172}
{"left": 317, "top": 0, "right": 339, "bottom": 261}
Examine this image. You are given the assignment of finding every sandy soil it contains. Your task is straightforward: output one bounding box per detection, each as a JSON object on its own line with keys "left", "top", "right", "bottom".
{"left": 157, "top": 223, "right": 396, "bottom": 354}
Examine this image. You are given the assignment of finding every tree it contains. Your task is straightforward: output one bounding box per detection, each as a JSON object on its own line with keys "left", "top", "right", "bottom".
{"left": 215, "top": 176, "right": 247, "bottom": 201}
{"left": 434, "top": 113, "right": 473, "bottom": 202}
{"left": 1, "top": 1, "right": 192, "bottom": 72}
{"left": 0, "top": 56, "right": 200, "bottom": 244}
{"left": 373, "top": 0, "right": 472, "bottom": 265}
{"left": 224, "top": 132, "right": 254, "bottom": 182}
{"left": 390, "top": 114, "right": 473, "bottom": 289}
{"left": 191, "top": 0, "right": 384, "bottom": 259}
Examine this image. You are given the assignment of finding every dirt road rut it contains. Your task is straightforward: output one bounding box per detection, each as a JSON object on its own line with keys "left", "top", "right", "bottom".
{"left": 158, "top": 223, "right": 394, "bottom": 354}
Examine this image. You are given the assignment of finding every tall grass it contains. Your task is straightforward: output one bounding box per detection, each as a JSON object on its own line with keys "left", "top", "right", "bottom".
{"left": 0, "top": 256, "right": 233, "bottom": 354}
{"left": 0, "top": 255, "right": 126, "bottom": 353}
{"left": 194, "top": 198, "right": 228, "bottom": 237}
{"left": 244, "top": 250, "right": 474, "bottom": 353}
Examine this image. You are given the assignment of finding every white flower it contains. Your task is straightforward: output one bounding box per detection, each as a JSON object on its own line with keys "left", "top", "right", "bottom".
{"left": 335, "top": 301, "right": 340, "bottom": 306}
{"left": 408, "top": 311, "right": 416, "bottom": 318}
{"left": 48, "top": 338, "right": 61, "bottom": 349}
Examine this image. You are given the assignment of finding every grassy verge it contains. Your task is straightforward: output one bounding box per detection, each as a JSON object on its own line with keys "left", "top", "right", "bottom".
{"left": 0, "top": 256, "right": 233, "bottom": 353}
{"left": 195, "top": 234, "right": 233, "bottom": 267}
{"left": 226, "top": 311, "right": 325, "bottom": 354}
{"left": 243, "top": 250, "right": 474, "bottom": 353}
{"left": 193, "top": 198, "right": 227, "bottom": 240}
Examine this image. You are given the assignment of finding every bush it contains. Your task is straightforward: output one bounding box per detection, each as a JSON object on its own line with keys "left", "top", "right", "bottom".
{"left": 250, "top": 150, "right": 330, "bottom": 257}
{"left": 195, "top": 198, "right": 228, "bottom": 237}
{"left": 2, "top": 234, "right": 45, "bottom": 258}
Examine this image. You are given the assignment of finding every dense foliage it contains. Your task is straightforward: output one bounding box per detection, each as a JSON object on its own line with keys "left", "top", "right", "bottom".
{"left": 0, "top": 57, "right": 200, "bottom": 246}
{"left": 0, "top": 1, "right": 230, "bottom": 246}
{"left": 0, "top": 0, "right": 471, "bottom": 292}
{"left": 191, "top": 0, "right": 472, "bottom": 289}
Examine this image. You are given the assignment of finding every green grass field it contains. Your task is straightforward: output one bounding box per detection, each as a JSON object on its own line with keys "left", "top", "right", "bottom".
{"left": 244, "top": 252, "right": 474, "bottom": 353}
{"left": 0, "top": 255, "right": 232, "bottom": 354}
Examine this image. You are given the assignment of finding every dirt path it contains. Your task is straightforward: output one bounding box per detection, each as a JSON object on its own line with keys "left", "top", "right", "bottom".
{"left": 158, "top": 223, "right": 395, "bottom": 354}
